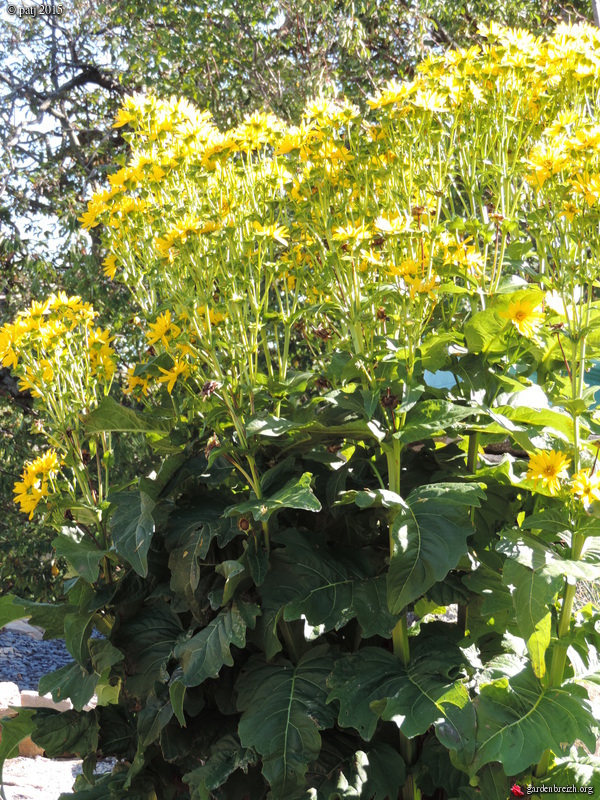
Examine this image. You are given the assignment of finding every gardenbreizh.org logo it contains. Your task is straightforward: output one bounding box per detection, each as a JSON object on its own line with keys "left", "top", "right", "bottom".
{"left": 510, "top": 783, "right": 595, "bottom": 796}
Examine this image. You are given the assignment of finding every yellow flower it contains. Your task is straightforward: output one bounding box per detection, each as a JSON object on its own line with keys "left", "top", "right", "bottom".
{"left": 500, "top": 299, "right": 545, "bottom": 338}
{"left": 252, "top": 221, "right": 289, "bottom": 246}
{"left": 374, "top": 214, "right": 411, "bottom": 235}
{"left": 235, "top": 112, "right": 282, "bottom": 151}
{"left": 158, "top": 360, "right": 189, "bottom": 394}
{"left": 198, "top": 306, "right": 226, "bottom": 327}
{"left": 89, "top": 343, "right": 117, "bottom": 382}
{"left": 316, "top": 140, "right": 353, "bottom": 164}
{"left": 526, "top": 449, "right": 571, "bottom": 495}
{"left": 14, "top": 479, "right": 48, "bottom": 519}
{"left": 88, "top": 328, "right": 115, "bottom": 349}
{"left": 13, "top": 450, "right": 60, "bottom": 519}
{"left": 387, "top": 258, "right": 419, "bottom": 278}
{"left": 78, "top": 197, "right": 106, "bottom": 229}
{"left": 560, "top": 201, "right": 581, "bottom": 222}
{"left": 124, "top": 366, "right": 150, "bottom": 397}
{"left": 571, "top": 172, "right": 600, "bottom": 206}
{"left": 156, "top": 230, "right": 179, "bottom": 260}
{"left": 113, "top": 107, "right": 136, "bottom": 129}
{"left": 571, "top": 469, "right": 600, "bottom": 507}
{"left": 102, "top": 254, "right": 118, "bottom": 280}
{"left": 331, "top": 223, "right": 371, "bottom": 245}
{"left": 0, "top": 323, "right": 21, "bottom": 369}
{"left": 525, "top": 141, "right": 570, "bottom": 188}
{"left": 367, "top": 79, "right": 413, "bottom": 109}
{"left": 404, "top": 274, "right": 439, "bottom": 300}
{"left": 411, "top": 89, "right": 448, "bottom": 113}
{"left": 146, "top": 311, "right": 181, "bottom": 349}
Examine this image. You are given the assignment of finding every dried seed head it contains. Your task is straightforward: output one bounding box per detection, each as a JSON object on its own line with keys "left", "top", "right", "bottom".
{"left": 313, "top": 324, "right": 333, "bottom": 340}
{"left": 315, "top": 376, "right": 331, "bottom": 390}
{"left": 381, "top": 387, "right": 399, "bottom": 409}
{"left": 201, "top": 380, "right": 219, "bottom": 399}
{"left": 204, "top": 433, "right": 220, "bottom": 458}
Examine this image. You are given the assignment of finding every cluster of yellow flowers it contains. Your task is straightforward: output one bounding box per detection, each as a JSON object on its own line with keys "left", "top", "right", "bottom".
{"left": 13, "top": 450, "right": 60, "bottom": 519}
{"left": 0, "top": 294, "right": 119, "bottom": 519}
{"left": 526, "top": 449, "right": 600, "bottom": 506}
{"left": 0, "top": 294, "right": 117, "bottom": 403}
{"left": 76, "top": 22, "right": 600, "bottom": 351}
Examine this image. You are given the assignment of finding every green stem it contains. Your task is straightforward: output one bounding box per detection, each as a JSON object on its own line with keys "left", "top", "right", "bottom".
{"left": 457, "top": 431, "right": 479, "bottom": 636}
{"left": 386, "top": 440, "right": 419, "bottom": 799}
{"left": 535, "top": 534, "right": 584, "bottom": 777}
{"left": 467, "top": 431, "right": 479, "bottom": 475}
{"left": 247, "top": 455, "right": 270, "bottom": 554}
{"left": 536, "top": 297, "right": 589, "bottom": 776}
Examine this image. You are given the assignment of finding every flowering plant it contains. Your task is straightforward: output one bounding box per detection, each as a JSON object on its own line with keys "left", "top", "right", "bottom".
{"left": 3, "top": 21, "right": 600, "bottom": 800}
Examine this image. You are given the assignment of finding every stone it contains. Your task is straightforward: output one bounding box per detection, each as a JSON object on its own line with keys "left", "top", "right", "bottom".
{"left": 1, "top": 619, "right": 44, "bottom": 640}
{"left": 19, "top": 691, "right": 72, "bottom": 713}
{"left": 0, "top": 681, "right": 21, "bottom": 716}
{"left": 17, "top": 737, "right": 45, "bottom": 758}
{"left": 2, "top": 756, "right": 116, "bottom": 799}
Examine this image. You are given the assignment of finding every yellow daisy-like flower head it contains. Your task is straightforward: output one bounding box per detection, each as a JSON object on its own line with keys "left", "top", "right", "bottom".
{"left": 252, "top": 221, "right": 289, "bottom": 246}
{"left": 404, "top": 274, "right": 440, "bottom": 300}
{"left": 387, "top": 258, "right": 419, "bottom": 278}
{"left": 571, "top": 469, "right": 600, "bottom": 507}
{"left": 526, "top": 449, "right": 571, "bottom": 495}
{"left": 13, "top": 449, "right": 60, "bottom": 519}
{"left": 146, "top": 311, "right": 181, "bottom": 349}
{"left": 102, "top": 254, "right": 118, "bottom": 280}
{"left": 500, "top": 299, "right": 545, "bottom": 338}
{"left": 158, "top": 360, "right": 190, "bottom": 394}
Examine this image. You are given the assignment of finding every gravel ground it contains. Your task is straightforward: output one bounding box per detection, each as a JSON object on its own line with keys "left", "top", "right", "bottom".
{"left": 0, "top": 630, "right": 71, "bottom": 691}
{"left": 3, "top": 756, "right": 116, "bottom": 800}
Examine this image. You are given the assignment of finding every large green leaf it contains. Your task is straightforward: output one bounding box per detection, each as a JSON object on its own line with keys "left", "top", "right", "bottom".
{"left": 542, "top": 753, "right": 600, "bottom": 792}
{"left": 52, "top": 531, "right": 108, "bottom": 584}
{"left": 464, "top": 308, "right": 509, "bottom": 354}
{"left": 417, "top": 735, "right": 470, "bottom": 799}
{"left": 0, "top": 709, "right": 36, "bottom": 800}
{"left": 164, "top": 499, "right": 240, "bottom": 554}
{"left": 32, "top": 708, "right": 99, "bottom": 758}
{"left": 124, "top": 696, "right": 175, "bottom": 789}
{"left": 112, "top": 602, "right": 183, "bottom": 698}
{"left": 237, "top": 647, "right": 337, "bottom": 800}
{"left": 183, "top": 733, "right": 258, "bottom": 798}
{"left": 502, "top": 559, "right": 562, "bottom": 679}
{"left": 388, "top": 483, "right": 485, "bottom": 613}
{"left": 169, "top": 526, "right": 204, "bottom": 620}
{"left": 246, "top": 416, "right": 298, "bottom": 437}
{"left": 261, "top": 529, "right": 398, "bottom": 639}
{"left": 226, "top": 473, "right": 321, "bottom": 522}
{"left": 498, "top": 532, "right": 600, "bottom": 582}
{"left": 437, "top": 662, "right": 597, "bottom": 776}
{"left": 83, "top": 396, "right": 174, "bottom": 435}
{"left": 327, "top": 635, "right": 468, "bottom": 741}
{"left": 495, "top": 405, "right": 578, "bottom": 444}
{"left": 89, "top": 638, "right": 124, "bottom": 674}
{"left": 0, "top": 595, "right": 26, "bottom": 628}
{"left": 19, "top": 599, "right": 71, "bottom": 639}
{"left": 109, "top": 490, "right": 155, "bottom": 577}
{"left": 174, "top": 601, "right": 260, "bottom": 688}
{"left": 64, "top": 607, "right": 95, "bottom": 664}
{"left": 395, "top": 400, "right": 472, "bottom": 444}
{"left": 308, "top": 740, "right": 406, "bottom": 800}
{"left": 38, "top": 662, "right": 98, "bottom": 712}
